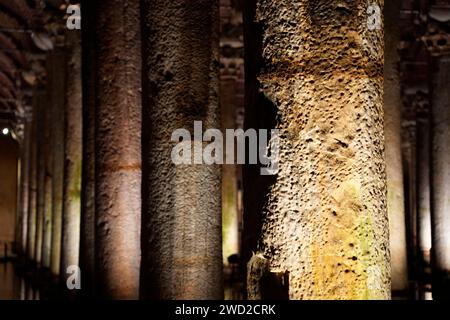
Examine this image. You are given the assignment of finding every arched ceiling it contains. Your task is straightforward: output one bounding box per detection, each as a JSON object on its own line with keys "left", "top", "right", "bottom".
{"left": 0, "top": 0, "right": 37, "bottom": 134}
{"left": 0, "top": 0, "right": 60, "bottom": 136}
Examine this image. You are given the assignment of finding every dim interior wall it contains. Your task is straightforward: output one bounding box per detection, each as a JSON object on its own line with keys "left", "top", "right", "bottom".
{"left": 0, "top": 135, "right": 19, "bottom": 247}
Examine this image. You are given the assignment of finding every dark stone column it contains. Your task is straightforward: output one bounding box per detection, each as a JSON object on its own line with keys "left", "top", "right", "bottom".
{"left": 49, "top": 47, "right": 66, "bottom": 277}
{"left": 384, "top": 0, "right": 408, "bottom": 296}
{"left": 416, "top": 104, "right": 432, "bottom": 298}
{"left": 431, "top": 57, "right": 450, "bottom": 300}
{"left": 27, "top": 92, "right": 38, "bottom": 262}
{"left": 42, "top": 59, "right": 55, "bottom": 268}
{"left": 34, "top": 88, "right": 46, "bottom": 266}
{"left": 140, "top": 0, "right": 223, "bottom": 299}
{"left": 80, "top": 0, "right": 96, "bottom": 297}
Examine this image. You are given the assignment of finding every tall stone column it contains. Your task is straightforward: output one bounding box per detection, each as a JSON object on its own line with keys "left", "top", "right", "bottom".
{"left": 80, "top": 0, "right": 96, "bottom": 297}
{"left": 384, "top": 0, "right": 408, "bottom": 296}
{"left": 27, "top": 93, "right": 38, "bottom": 262}
{"left": 42, "top": 65, "right": 55, "bottom": 268}
{"left": 34, "top": 88, "right": 47, "bottom": 266}
{"left": 60, "top": 30, "right": 82, "bottom": 283}
{"left": 244, "top": 0, "right": 390, "bottom": 299}
{"left": 431, "top": 56, "right": 450, "bottom": 300}
{"left": 50, "top": 47, "right": 66, "bottom": 277}
{"left": 415, "top": 94, "right": 431, "bottom": 280}
{"left": 221, "top": 77, "right": 240, "bottom": 264}
{"left": 18, "top": 113, "right": 32, "bottom": 256}
{"left": 416, "top": 101, "right": 432, "bottom": 296}
{"left": 87, "top": 0, "right": 142, "bottom": 299}
{"left": 140, "top": 0, "right": 223, "bottom": 299}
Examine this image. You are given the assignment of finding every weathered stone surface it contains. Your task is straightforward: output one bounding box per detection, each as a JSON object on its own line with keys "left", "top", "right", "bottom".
{"left": 91, "top": 0, "right": 142, "bottom": 299}
{"left": 140, "top": 0, "right": 223, "bottom": 299}
{"left": 245, "top": 0, "right": 390, "bottom": 299}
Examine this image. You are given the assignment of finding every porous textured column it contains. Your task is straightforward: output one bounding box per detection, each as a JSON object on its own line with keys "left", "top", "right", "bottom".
{"left": 90, "top": 0, "right": 142, "bottom": 299}
{"left": 50, "top": 48, "right": 66, "bottom": 276}
{"left": 431, "top": 57, "right": 450, "bottom": 300}
{"left": 384, "top": 0, "right": 408, "bottom": 296}
{"left": 140, "top": 0, "right": 223, "bottom": 299}
{"left": 244, "top": 0, "right": 390, "bottom": 299}
{"left": 60, "top": 30, "right": 82, "bottom": 282}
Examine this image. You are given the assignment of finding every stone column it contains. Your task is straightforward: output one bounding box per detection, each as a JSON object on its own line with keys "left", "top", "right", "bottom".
{"left": 50, "top": 48, "right": 66, "bottom": 277}
{"left": 34, "top": 88, "right": 46, "bottom": 266}
{"left": 384, "top": 0, "right": 408, "bottom": 296}
{"left": 60, "top": 30, "right": 82, "bottom": 283}
{"left": 244, "top": 0, "right": 390, "bottom": 299}
{"left": 416, "top": 102, "right": 432, "bottom": 296}
{"left": 140, "top": 0, "right": 223, "bottom": 299}
{"left": 431, "top": 56, "right": 450, "bottom": 300}
{"left": 88, "top": 0, "right": 142, "bottom": 299}
{"left": 221, "top": 77, "right": 240, "bottom": 265}
{"left": 42, "top": 64, "right": 55, "bottom": 268}
{"left": 80, "top": 0, "right": 96, "bottom": 297}
{"left": 27, "top": 93, "right": 38, "bottom": 262}
{"left": 18, "top": 113, "right": 31, "bottom": 256}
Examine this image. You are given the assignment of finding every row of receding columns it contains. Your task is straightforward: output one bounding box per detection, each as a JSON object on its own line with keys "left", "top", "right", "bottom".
{"left": 13, "top": 0, "right": 450, "bottom": 300}
{"left": 16, "top": 33, "right": 83, "bottom": 293}
{"left": 17, "top": 0, "right": 391, "bottom": 300}
{"left": 15, "top": 0, "right": 223, "bottom": 300}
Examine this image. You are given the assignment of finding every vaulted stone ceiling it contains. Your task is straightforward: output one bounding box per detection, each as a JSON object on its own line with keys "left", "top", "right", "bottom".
{"left": 0, "top": 0, "right": 66, "bottom": 140}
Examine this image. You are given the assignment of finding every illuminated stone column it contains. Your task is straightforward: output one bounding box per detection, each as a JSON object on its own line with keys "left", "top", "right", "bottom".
{"left": 88, "top": 0, "right": 141, "bottom": 299}
{"left": 50, "top": 48, "right": 66, "bottom": 277}
{"left": 244, "top": 0, "right": 390, "bottom": 299}
{"left": 431, "top": 56, "right": 450, "bottom": 300}
{"left": 140, "top": 0, "right": 223, "bottom": 299}
{"left": 416, "top": 103, "right": 432, "bottom": 293}
{"left": 221, "top": 77, "right": 240, "bottom": 264}
{"left": 60, "top": 30, "right": 82, "bottom": 282}
{"left": 27, "top": 93, "right": 38, "bottom": 261}
{"left": 384, "top": 0, "right": 408, "bottom": 296}
{"left": 35, "top": 88, "right": 46, "bottom": 266}
{"left": 42, "top": 62, "right": 55, "bottom": 268}
{"left": 18, "top": 112, "right": 32, "bottom": 256}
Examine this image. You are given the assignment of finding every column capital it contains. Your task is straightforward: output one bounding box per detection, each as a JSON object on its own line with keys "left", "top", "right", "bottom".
{"left": 220, "top": 0, "right": 244, "bottom": 79}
